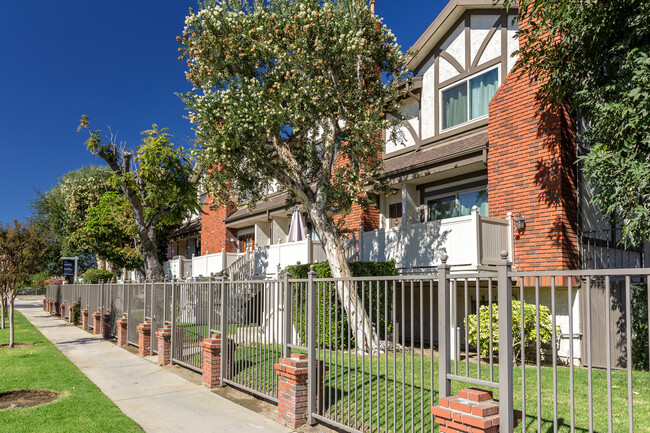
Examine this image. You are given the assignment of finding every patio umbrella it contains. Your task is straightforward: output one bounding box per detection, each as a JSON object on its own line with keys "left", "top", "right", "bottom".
{"left": 287, "top": 206, "right": 306, "bottom": 242}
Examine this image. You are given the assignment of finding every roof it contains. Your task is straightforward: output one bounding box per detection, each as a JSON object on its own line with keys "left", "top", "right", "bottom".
{"left": 382, "top": 130, "right": 488, "bottom": 178}
{"left": 169, "top": 218, "right": 201, "bottom": 239}
{"left": 224, "top": 192, "right": 290, "bottom": 223}
{"left": 405, "top": 0, "right": 511, "bottom": 72}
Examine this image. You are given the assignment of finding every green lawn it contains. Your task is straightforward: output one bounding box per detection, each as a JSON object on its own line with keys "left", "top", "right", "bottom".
{"left": 227, "top": 343, "right": 650, "bottom": 432}
{"left": 0, "top": 311, "right": 143, "bottom": 433}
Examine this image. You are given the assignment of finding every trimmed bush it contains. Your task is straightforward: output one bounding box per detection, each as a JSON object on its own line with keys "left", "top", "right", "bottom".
{"left": 83, "top": 269, "right": 116, "bottom": 283}
{"left": 466, "top": 300, "right": 557, "bottom": 362}
{"left": 72, "top": 298, "right": 82, "bottom": 325}
{"left": 632, "top": 284, "right": 649, "bottom": 371}
{"left": 287, "top": 261, "right": 396, "bottom": 350}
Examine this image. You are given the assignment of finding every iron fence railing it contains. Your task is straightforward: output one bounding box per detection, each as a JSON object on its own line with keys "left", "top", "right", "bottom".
{"left": 46, "top": 259, "right": 650, "bottom": 432}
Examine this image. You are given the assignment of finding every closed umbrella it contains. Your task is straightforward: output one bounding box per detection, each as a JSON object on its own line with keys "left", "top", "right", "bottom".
{"left": 287, "top": 206, "right": 305, "bottom": 242}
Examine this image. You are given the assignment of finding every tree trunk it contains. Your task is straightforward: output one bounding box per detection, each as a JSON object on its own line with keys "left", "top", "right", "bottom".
{"left": 142, "top": 226, "right": 164, "bottom": 281}
{"left": 0, "top": 292, "right": 6, "bottom": 330}
{"left": 9, "top": 295, "right": 15, "bottom": 348}
{"left": 305, "top": 202, "right": 377, "bottom": 351}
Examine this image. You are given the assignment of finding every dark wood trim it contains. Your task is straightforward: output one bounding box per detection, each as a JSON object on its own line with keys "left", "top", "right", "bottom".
{"left": 500, "top": 12, "right": 508, "bottom": 73}
{"left": 464, "top": 15, "right": 471, "bottom": 71}
{"left": 402, "top": 119, "right": 421, "bottom": 146}
{"left": 388, "top": 153, "right": 486, "bottom": 185}
{"left": 416, "top": 169, "right": 488, "bottom": 191}
{"left": 466, "top": 57, "right": 501, "bottom": 78}
{"left": 471, "top": 16, "right": 501, "bottom": 68}
{"left": 420, "top": 178, "right": 488, "bottom": 204}
{"left": 384, "top": 119, "right": 488, "bottom": 160}
{"left": 439, "top": 51, "right": 465, "bottom": 75}
{"left": 439, "top": 59, "right": 500, "bottom": 89}
{"left": 434, "top": 53, "right": 440, "bottom": 137}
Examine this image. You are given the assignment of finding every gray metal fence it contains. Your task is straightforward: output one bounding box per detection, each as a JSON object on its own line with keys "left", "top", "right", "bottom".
{"left": 45, "top": 259, "right": 650, "bottom": 432}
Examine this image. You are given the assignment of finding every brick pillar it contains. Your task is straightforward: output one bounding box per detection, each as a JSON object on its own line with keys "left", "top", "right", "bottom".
{"left": 137, "top": 321, "right": 152, "bottom": 356}
{"left": 92, "top": 309, "right": 102, "bottom": 335}
{"left": 43, "top": 299, "right": 46, "bottom": 311}
{"left": 101, "top": 311, "right": 111, "bottom": 339}
{"left": 199, "top": 333, "right": 223, "bottom": 388}
{"left": 81, "top": 308, "right": 89, "bottom": 330}
{"left": 432, "top": 388, "right": 522, "bottom": 433}
{"left": 60, "top": 303, "right": 65, "bottom": 320}
{"left": 68, "top": 305, "right": 74, "bottom": 323}
{"left": 156, "top": 325, "right": 172, "bottom": 366}
{"left": 274, "top": 353, "right": 328, "bottom": 429}
{"left": 116, "top": 316, "right": 128, "bottom": 346}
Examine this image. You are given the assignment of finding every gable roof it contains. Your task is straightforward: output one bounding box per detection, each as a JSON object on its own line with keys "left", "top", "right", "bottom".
{"left": 405, "top": 0, "right": 513, "bottom": 72}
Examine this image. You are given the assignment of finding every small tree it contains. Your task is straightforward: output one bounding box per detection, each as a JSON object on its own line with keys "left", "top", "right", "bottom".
{"left": 179, "top": 0, "right": 408, "bottom": 349}
{"left": 78, "top": 120, "right": 201, "bottom": 281}
{"left": 0, "top": 221, "right": 48, "bottom": 347}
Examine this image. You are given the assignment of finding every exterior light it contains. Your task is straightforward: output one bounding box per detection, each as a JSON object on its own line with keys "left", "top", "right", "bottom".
{"left": 514, "top": 213, "right": 526, "bottom": 231}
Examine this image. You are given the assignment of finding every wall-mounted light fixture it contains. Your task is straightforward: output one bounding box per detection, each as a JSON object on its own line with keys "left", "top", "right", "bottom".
{"left": 514, "top": 213, "right": 526, "bottom": 231}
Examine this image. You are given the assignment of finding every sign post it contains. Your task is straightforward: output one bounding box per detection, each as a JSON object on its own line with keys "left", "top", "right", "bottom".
{"left": 61, "top": 257, "right": 79, "bottom": 283}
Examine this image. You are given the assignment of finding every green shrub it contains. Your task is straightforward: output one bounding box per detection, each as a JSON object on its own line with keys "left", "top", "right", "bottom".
{"left": 286, "top": 261, "right": 396, "bottom": 350}
{"left": 72, "top": 298, "right": 81, "bottom": 325}
{"left": 83, "top": 269, "right": 116, "bottom": 283}
{"left": 466, "top": 300, "right": 557, "bottom": 362}
{"left": 632, "top": 284, "right": 649, "bottom": 371}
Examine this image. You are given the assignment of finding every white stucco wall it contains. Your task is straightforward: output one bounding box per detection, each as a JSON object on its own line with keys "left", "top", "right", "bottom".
{"left": 507, "top": 15, "right": 519, "bottom": 73}
{"left": 385, "top": 99, "right": 420, "bottom": 153}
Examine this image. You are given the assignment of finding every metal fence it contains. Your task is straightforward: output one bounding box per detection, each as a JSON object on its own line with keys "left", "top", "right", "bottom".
{"left": 46, "top": 258, "right": 650, "bottom": 432}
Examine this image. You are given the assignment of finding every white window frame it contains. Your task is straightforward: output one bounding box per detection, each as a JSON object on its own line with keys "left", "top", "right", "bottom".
{"left": 439, "top": 65, "right": 501, "bottom": 132}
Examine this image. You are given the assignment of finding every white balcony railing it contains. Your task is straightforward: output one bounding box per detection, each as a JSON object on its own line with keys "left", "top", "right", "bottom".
{"left": 357, "top": 208, "right": 513, "bottom": 271}
{"left": 253, "top": 237, "right": 327, "bottom": 276}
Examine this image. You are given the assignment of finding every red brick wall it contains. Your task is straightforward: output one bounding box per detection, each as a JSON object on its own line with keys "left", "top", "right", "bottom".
{"left": 201, "top": 196, "right": 237, "bottom": 254}
{"left": 487, "top": 22, "right": 578, "bottom": 271}
{"left": 335, "top": 201, "right": 380, "bottom": 233}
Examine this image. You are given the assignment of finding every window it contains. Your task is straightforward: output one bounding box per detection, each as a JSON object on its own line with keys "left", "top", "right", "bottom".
{"left": 441, "top": 68, "right": 499, "bottom": 130}
{"left": 427, "top": 189, "right": 488, "bottom": 221}
{"left": 388, "top": 203, "right": 402, "bottom": 227}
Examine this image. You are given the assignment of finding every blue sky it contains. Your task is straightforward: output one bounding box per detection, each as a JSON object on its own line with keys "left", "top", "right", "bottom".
{"left": 0, "top": 0, "right": 446, "bottom": 223}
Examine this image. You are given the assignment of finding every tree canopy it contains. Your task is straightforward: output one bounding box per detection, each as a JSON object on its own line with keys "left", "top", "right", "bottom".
{"left": 78, "top": 118, "right": 201, "bottom": 280}
{"left": 31, "top": 165, "right": 113, "bottom": 273}
{"left": 179, "top": 0, "right": 408, "bottom": 349}
{"left": 503, "top": 0, "right": 650, "bottom": 246}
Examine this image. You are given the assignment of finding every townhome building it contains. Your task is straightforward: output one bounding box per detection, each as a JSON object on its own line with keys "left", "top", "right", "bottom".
{"left": 164, "top": 0, "right": 648, "bottom": 366}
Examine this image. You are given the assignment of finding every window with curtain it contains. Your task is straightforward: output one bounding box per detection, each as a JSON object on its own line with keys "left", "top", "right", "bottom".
{"left": 470, "top": 68, "right": 498, "bottom": 119}
{"left": 441, "top": 67, "right": 499, "bottom": 130}
{"left": 442, "top": 83, "right": 468, "bottom": 129}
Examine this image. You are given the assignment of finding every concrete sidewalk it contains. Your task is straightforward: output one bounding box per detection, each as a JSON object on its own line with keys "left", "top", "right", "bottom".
{"left": 16, "top": 299, "right": 293, "bottom": 433}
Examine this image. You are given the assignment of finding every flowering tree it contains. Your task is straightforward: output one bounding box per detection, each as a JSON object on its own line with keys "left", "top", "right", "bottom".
{"left": 179, "top": 0, "right": 407, "bottom": 349}
{"left": 0, "top": 221, "right": 48, "bottom": 347}
{"left": 78, "top": 119, "right": 200, "bottom": 281}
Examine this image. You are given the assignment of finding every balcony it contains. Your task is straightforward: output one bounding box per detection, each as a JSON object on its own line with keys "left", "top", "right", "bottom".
{"left": 356, "top": 209, "right": 514, "bottom": 272}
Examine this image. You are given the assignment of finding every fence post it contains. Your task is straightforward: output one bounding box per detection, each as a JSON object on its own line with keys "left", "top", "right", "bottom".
{"left": 307, "top": 265, "right": 316, "bottom": 426}
{"left": 283, "top": 270, "right": 292, "bottom": 358}
{"left": 100, "top": 281, "right": 104, "bottom": 315}
{"left": 170, "top": 278, "right": 177, "bottom": 364}
{"left": 497, "top": 250, "right": 513, "bottom": 431}
{"left": 208, "top": 274, "right": 214, "bottom": 334}
{"left": 220, "top": 277, "right": 228, "bottom": 386}
{"left": 437, "top": 254, "right": 451, "bottom": 399}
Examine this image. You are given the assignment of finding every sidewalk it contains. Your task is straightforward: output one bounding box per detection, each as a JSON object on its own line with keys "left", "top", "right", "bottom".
{"left": 15, "top": 299, "right": 293, "bottom": 433}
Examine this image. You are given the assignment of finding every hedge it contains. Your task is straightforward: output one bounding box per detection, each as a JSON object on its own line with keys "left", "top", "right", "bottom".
{"left": 83, "top": 269, "right": 116, "bottom": 283}
{"left": 286, "top": 261, "right": 396, "bottom": 350}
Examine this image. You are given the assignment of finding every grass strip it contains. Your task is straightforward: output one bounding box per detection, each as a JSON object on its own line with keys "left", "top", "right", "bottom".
{"left": 0, "top": 310, "right": 143, "bottom": 433}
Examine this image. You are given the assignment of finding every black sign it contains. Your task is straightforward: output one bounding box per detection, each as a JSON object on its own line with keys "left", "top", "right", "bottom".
{"left": 62, "top": 260, "right": 75, "bottom": 276}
